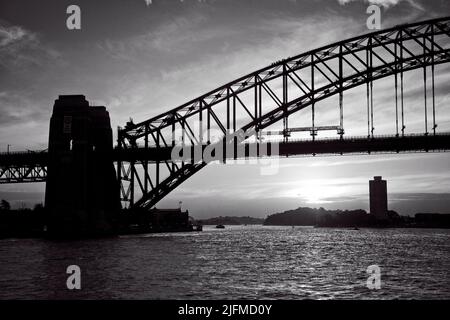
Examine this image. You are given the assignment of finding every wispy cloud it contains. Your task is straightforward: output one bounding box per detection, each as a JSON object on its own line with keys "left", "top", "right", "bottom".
{"left": 96, "top": 12, "right": 360, "bottom": 128}
{"left": 0, "top": 90, "right": 50, "bottom": 150}
{"left": 0, "top": 22, "right": 60, "bottom": 71}
{"left": 0, "top": 91, "right": 45, "bottom": 125}
{"left": 0, "top": 24, "right": 28, "bottom": 46}
{"left": 337, "top": 0, "right": 423, "bottom": 10}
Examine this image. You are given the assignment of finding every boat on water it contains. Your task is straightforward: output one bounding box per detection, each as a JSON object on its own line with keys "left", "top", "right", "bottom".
{"left": 215, "top": 224, "right": 225, "bottom": 229}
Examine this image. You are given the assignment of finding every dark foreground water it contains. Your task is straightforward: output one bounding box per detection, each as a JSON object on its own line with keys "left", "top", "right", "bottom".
{"left": 0, "top": 226, "right": 449, "bottom": 299}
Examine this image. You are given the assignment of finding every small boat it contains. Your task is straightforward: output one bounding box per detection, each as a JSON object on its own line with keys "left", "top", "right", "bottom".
{"left": 215, "top": 224, "right": 225, "bottom": 229}
{"left": 353, "top": 226, "right": 360, "bottom": 230}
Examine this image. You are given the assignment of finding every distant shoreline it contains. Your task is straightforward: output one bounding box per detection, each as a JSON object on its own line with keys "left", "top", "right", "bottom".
{"left": 201, "top": 224, "right": 450, "bottom": 229}
{"left": 263, "top": 207, "right": 450, "bottom": 229}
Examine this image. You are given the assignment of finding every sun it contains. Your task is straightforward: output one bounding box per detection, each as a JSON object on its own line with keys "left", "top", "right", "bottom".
{"left": 284, "top": 183, "right": 346, "bottom": 204}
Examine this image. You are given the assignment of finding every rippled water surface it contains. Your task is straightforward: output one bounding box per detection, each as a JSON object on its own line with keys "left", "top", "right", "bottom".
{"left": 0, "top": 226, "right": 449, "bottom": 299}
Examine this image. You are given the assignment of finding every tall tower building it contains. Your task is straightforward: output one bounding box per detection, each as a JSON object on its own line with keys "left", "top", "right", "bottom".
{"left": 369, "top": 176, "right": 388, "bottom": 220}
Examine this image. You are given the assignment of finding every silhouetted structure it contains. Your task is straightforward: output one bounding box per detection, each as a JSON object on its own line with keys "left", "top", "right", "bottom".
{"left": 45, "top": 95, "right": 121, "bottom": 237}
{"left": 118, "top": 208, "right": 193, "bottom": 234}
{"left": 369, "top": 176, "right": 389, "bottom": 220}
{"left": 199, "top": 216, "right": 264, "bottom": 225}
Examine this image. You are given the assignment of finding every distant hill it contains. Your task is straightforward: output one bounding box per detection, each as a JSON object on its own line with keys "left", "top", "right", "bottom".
{"left": 263, "top": 206, "right": 450, "bottom": 228}
{"left": 264, "top": 207, "right": 374, "bottom": 227}
{"left": 198, "top": 216, "right": 265, "bottom": 225}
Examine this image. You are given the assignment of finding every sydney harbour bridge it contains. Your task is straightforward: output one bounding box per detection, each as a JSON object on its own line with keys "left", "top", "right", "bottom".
{"left": 1, "top": 17, "right": 450, "bottom": 220}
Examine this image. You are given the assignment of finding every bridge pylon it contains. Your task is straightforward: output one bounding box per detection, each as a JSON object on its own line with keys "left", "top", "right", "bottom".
{"left": 45, "top": 95, "right": 121, "bottom": 237}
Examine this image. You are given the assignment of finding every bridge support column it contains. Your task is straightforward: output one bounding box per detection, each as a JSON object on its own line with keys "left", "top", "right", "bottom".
{"left": 45, "top": 95, "right": 121, "bottom": 238}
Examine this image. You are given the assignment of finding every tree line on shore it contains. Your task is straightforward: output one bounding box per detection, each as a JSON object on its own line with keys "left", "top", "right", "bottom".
{"left": 2, "top": 200, "right": 450, "bottom": 233}
{"left": 263, "top": 207, "right": 450, "bottom": 228}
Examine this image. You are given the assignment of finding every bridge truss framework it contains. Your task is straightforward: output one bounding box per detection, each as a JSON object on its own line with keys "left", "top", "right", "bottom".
{"left": 116, "top": 17, "right": 450, "bottom": 210}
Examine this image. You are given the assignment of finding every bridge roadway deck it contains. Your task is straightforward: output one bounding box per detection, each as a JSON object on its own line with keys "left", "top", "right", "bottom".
{"left": 1, "top": 133, "right": 449, "bottom": 168}
{"left": 113, "top": 133, "right": 450, "bottom": 162}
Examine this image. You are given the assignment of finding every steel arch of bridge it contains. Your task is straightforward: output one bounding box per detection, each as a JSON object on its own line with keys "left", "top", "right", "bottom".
{"left": 117, "top": 17, "right": 450, "bottom": 210}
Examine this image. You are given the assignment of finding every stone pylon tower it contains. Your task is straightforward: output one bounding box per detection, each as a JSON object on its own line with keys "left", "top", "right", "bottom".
{"left": 45, "top": 95, "right": 121, "bottom": 237}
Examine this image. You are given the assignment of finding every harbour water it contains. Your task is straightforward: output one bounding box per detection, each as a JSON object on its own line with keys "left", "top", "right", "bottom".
{"left": 0, "top": 226, "right": 449, "bottom": 299}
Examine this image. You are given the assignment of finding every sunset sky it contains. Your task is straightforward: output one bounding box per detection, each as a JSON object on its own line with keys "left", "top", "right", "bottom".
{"left": 0, "top": 0, "right": 449, "bottom": 217}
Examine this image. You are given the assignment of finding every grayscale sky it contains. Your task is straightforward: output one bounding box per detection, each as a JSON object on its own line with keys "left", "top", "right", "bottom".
{"left": 0, "top": 0, "right": 449, "bottom": 217}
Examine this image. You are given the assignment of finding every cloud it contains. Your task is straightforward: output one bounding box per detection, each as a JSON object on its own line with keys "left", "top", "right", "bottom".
{"left": 0, "top": 24, "right": 28, "bottom": 46}
{"left": 0, "top": 21, "right": 60, "bottom": 70}
{"left": 95, "top": 11, "right": 361, "bottom": 129}
{"left": 0, "top": 90, "right": 50, "bottom": 151}
{"left": 0, "top": 91, "right": 44, "bottom": 125}
{"left": 390, "top": 193, "right": 450, "bottom": 201}
{"left": 337, "top": 0, "right": 418, "bottom": 9}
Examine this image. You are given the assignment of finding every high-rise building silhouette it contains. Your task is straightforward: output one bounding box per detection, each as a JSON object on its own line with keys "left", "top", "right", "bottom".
{"left": 369, "top": 176, "right": 388, "bottom": 220}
